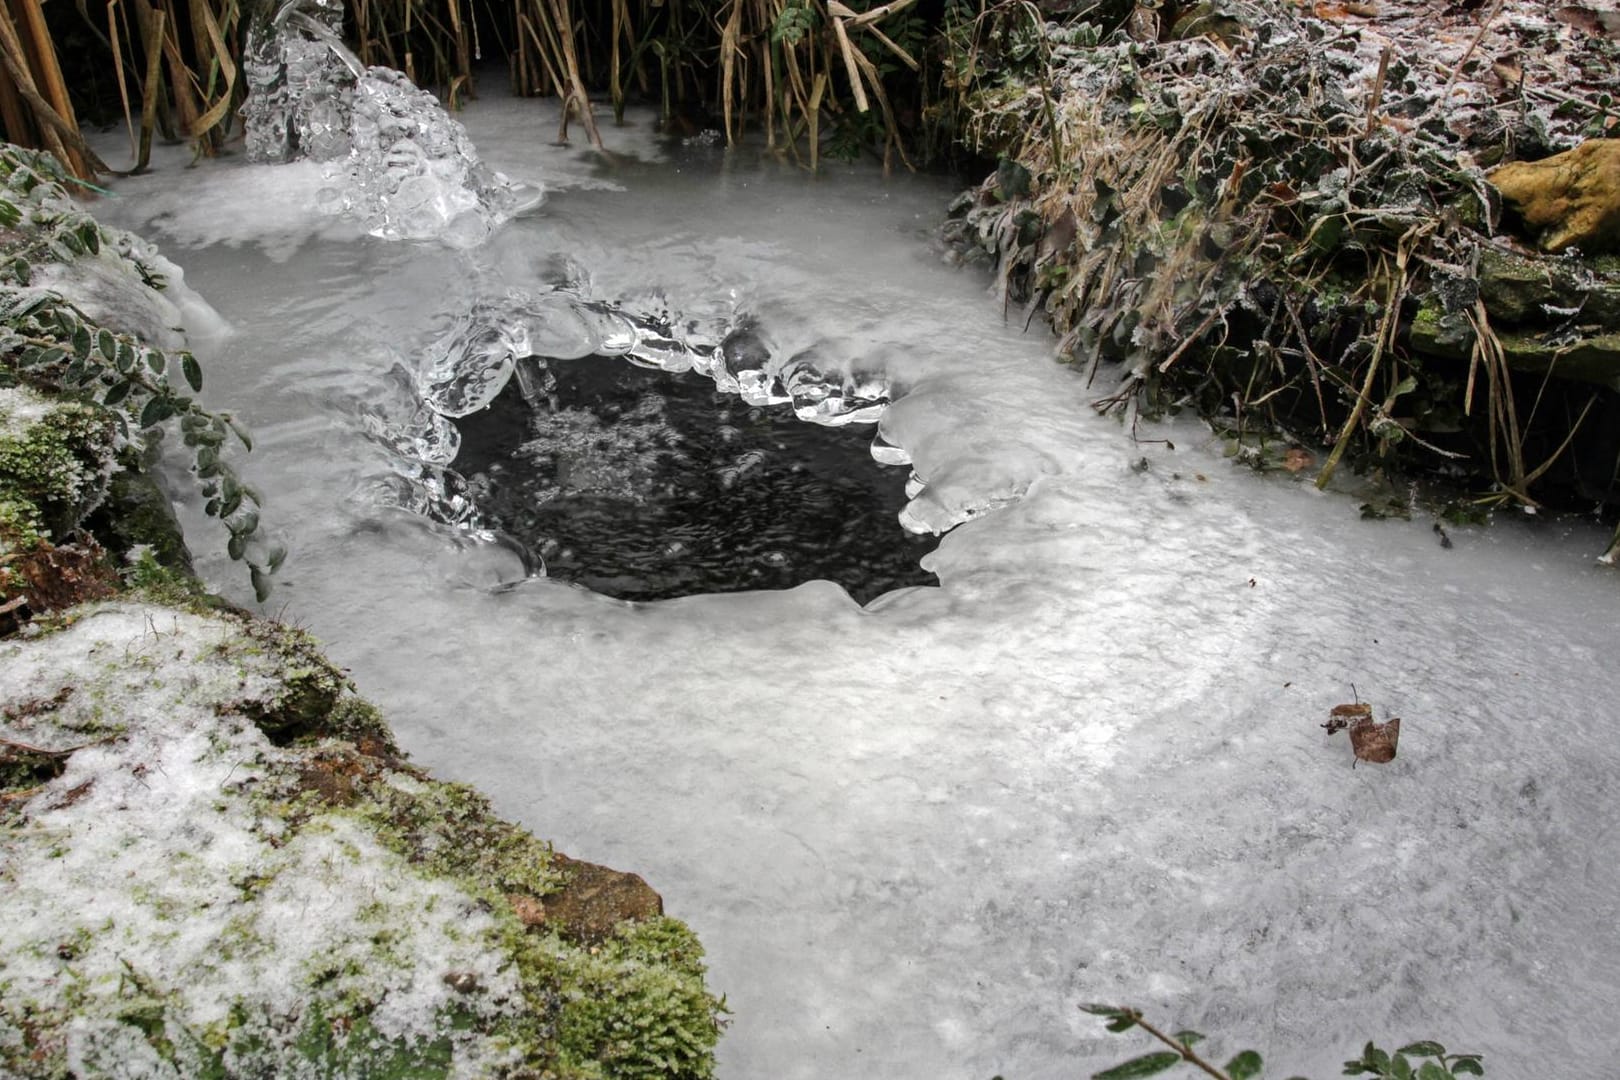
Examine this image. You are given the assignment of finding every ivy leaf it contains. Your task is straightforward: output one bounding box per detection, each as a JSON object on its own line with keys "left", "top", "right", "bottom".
{"left": 1092, "top": 1051, "right": 1182, "bottom": 1079}
{"left": 1225, "top": 1050, "right": 1263, "bottom": 1080}
{"left": 138, "top": 395, "right": 173, "bottom": 429}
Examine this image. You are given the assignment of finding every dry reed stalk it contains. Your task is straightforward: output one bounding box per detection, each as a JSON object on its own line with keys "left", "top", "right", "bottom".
{"left": 11, "top": 0, "right": 77, "bottom": 146}
{"left": 720, "top": 0, "right": 743, "bottom": 142}
{"left": 134, "top": 6, "right": 164, "bottom": 172}
{"left": 156, "top": 4, "right": 203, "bottom": 146}
{"left": 518, "top": 11, "right": 563, "bottom": 96}
{"left": 0, "top": 1, "right": 107, "bottom": 178}
{"left": 186, "top": 0, "right": 239, "bottom": 139}
{"left": 447, "top": 0, "right": 473, "bottom": 98}
{"left": 0, "top": 51, "right": 28, "bottom": 147}
{"left": 829, "top": 10, "right": 868, "bottom": 113}
{"left": 106, "top": 0, "right": 138, "bottom": 161}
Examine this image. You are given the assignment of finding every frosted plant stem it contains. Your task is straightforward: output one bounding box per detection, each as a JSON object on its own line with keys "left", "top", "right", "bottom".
{"left": 1128, "top": 1012, "right": 1233, "bottom": 1080}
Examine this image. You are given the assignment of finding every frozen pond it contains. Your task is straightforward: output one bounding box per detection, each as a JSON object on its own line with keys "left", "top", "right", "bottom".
{"left": 96, "top": 98, "right": 1620, "bottom": 1078}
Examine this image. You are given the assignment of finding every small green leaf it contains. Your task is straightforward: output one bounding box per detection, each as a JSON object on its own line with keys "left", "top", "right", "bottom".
{"left": 1080, "top": 1005, "right": 1131, "bottom": 1018}
{"left": 1172, "top": 1031, "right": 1205, "bottom": 1048}
{"left": 1092, "top": 1051, "right": 1182, "bottom": 1079}
{"left": 1225, "top": 1050, "right": 1263, "bottom": 1080}
{"left": 71, "top": 323, "right": 92, "bottom": 360}
{"left": 1398, "top": 1044, "right": 1445, "bottom": 1058}
{"left": 37, "top": 345, "right": 66, "bottom": 365}
{"left": 227, "top": 533, "right": 246, "bottom": 561}
{"left": 138, "top": 395, "right": 173, "bottom": 429}
{"left": 204, "top": 498, "right": 222, "bottom": 517}
{"left": 250, "top": 566, "right": 271, "bottom": 602}
{"left": 1105, "top": 1016, "right": 1139, "bottom": 1033}
{"left": 103, "top": 381, "right": 133, "bottom": 406}
{"left": 232, "top": 509, "right": 260, "bottom": 537}
{"left": 181, "top": 353, "right": 202, "bottom": 392}
{"left": 1449, "top": 1057, "right": 1484, "bottom": 1076}
{"left": 1391, "top": 376, "right": 1418, "bottom": 397}
{"left": 96, "top": 328, "right": 117, "bottom": 361}
{"left": 145, "top": 349, "right": 165, "bottom": 374}
{"left": 1391, "top": 1053, "right": 1414, "bottom": 1080}
{"left": 1416, "top": 1063, "right": 1449, "bottom": 1080}
{"left": 266, "top": 544, "right": 288, "bottom": 571}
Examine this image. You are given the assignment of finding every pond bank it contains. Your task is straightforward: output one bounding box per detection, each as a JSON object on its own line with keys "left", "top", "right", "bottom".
{"left": 940, "top": 0, "right": 1620, "bottom": 550}
{"left": 0, "top": 146, "right": 724, "bottom": 1078}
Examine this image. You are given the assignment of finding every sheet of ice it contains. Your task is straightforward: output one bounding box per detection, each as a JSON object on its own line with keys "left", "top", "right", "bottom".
{"left": 93, "top": 93, "right": 1620, "bottom": 1079}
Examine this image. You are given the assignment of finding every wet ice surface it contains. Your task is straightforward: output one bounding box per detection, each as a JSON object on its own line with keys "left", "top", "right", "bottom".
{"left": 450, "top": 362, "right": 934, "bottom": 603}
{"left": 95, "top": 101, "right": 1620, "bottom": 1079}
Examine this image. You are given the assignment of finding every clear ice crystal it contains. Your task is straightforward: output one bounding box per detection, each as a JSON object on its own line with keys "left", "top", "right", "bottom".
{"left": 241, "top": 0, "right": 542, "bottom": 248}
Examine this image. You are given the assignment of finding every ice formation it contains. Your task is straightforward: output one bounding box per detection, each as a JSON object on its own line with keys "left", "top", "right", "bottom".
{"left": 369, "top": 286, "right": 904, "bottom": 541}
{"left": 242, "top": 0, "right": 541, "bottom": 246}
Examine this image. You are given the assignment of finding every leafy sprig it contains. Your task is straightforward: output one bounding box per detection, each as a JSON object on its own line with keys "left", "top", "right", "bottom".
{"left": 1082, "top": 1005, "right": 1484, "bottom": 1080}
{"left": 0, "top": 289, "right": 283, "bottom": 600}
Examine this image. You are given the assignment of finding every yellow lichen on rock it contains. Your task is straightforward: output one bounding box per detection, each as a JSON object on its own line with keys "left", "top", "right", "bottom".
{"left": 1490, "top": 139, "right": 1620, "bottom": 254}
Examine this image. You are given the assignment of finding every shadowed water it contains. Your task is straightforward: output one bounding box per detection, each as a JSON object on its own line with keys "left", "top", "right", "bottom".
{"left": 452, "top": 356, "right": 935, "bottom": 603}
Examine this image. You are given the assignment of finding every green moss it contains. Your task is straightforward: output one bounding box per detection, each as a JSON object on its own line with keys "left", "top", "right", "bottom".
{"left": 218, "top": 620, "right": 351, "bottom": 743}
{"left": 0, "top": 393, "right": 116, "bottom": 540}
{"left": 351, "top": 773, "right": 562, "bottom": 900}
{"left": 83, "top": 458, "right": 193, "bottom": 573}
{"left": 309, "top": 696, "right": 401, "bottom": 753}
{"left": 542, "top": 919, "right": 725, "bottom": 1080}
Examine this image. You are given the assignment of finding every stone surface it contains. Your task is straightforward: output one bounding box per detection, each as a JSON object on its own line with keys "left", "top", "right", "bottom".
{"left": 540, "top": 852, "right": 667, "bottom": 943}
{"left": 1490, "top": 139, "right": 1620, "bottom": 254}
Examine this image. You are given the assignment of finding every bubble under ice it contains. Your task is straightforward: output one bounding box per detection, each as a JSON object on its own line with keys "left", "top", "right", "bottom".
{"left": 241, "top": 0, "right": 542, "bottom": 246}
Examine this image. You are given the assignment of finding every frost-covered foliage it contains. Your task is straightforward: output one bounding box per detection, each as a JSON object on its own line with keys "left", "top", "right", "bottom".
{"left": 0, "top": 601, "right": 725, "bottom": 1078}
{"left": 0, "top": 144, "right": 278, "bottom": 600}
{"left": 0, "top": 387, "right": 116, "bottom": 542}
{"left": 944, "top": 0, "right": 1619, "bottom": 511}
{"left": 242, "top": 0, "right": 541, "bottom": 247}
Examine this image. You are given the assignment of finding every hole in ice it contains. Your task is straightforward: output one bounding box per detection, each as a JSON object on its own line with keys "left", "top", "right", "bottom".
{"left": 447, "top": 355, "right": 937, "bottom": 604}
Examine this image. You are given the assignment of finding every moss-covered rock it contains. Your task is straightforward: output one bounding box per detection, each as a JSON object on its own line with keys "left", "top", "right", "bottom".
{"left": 0, "top": 601, "right": 725, "bottom": 1079}
{"left": 0, "top": 386, "right": 116, "bottom": 540}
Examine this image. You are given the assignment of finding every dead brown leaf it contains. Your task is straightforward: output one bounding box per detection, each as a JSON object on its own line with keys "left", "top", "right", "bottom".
{"left": 1349, "top": 715, "right": 1401, "bottom": 764}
